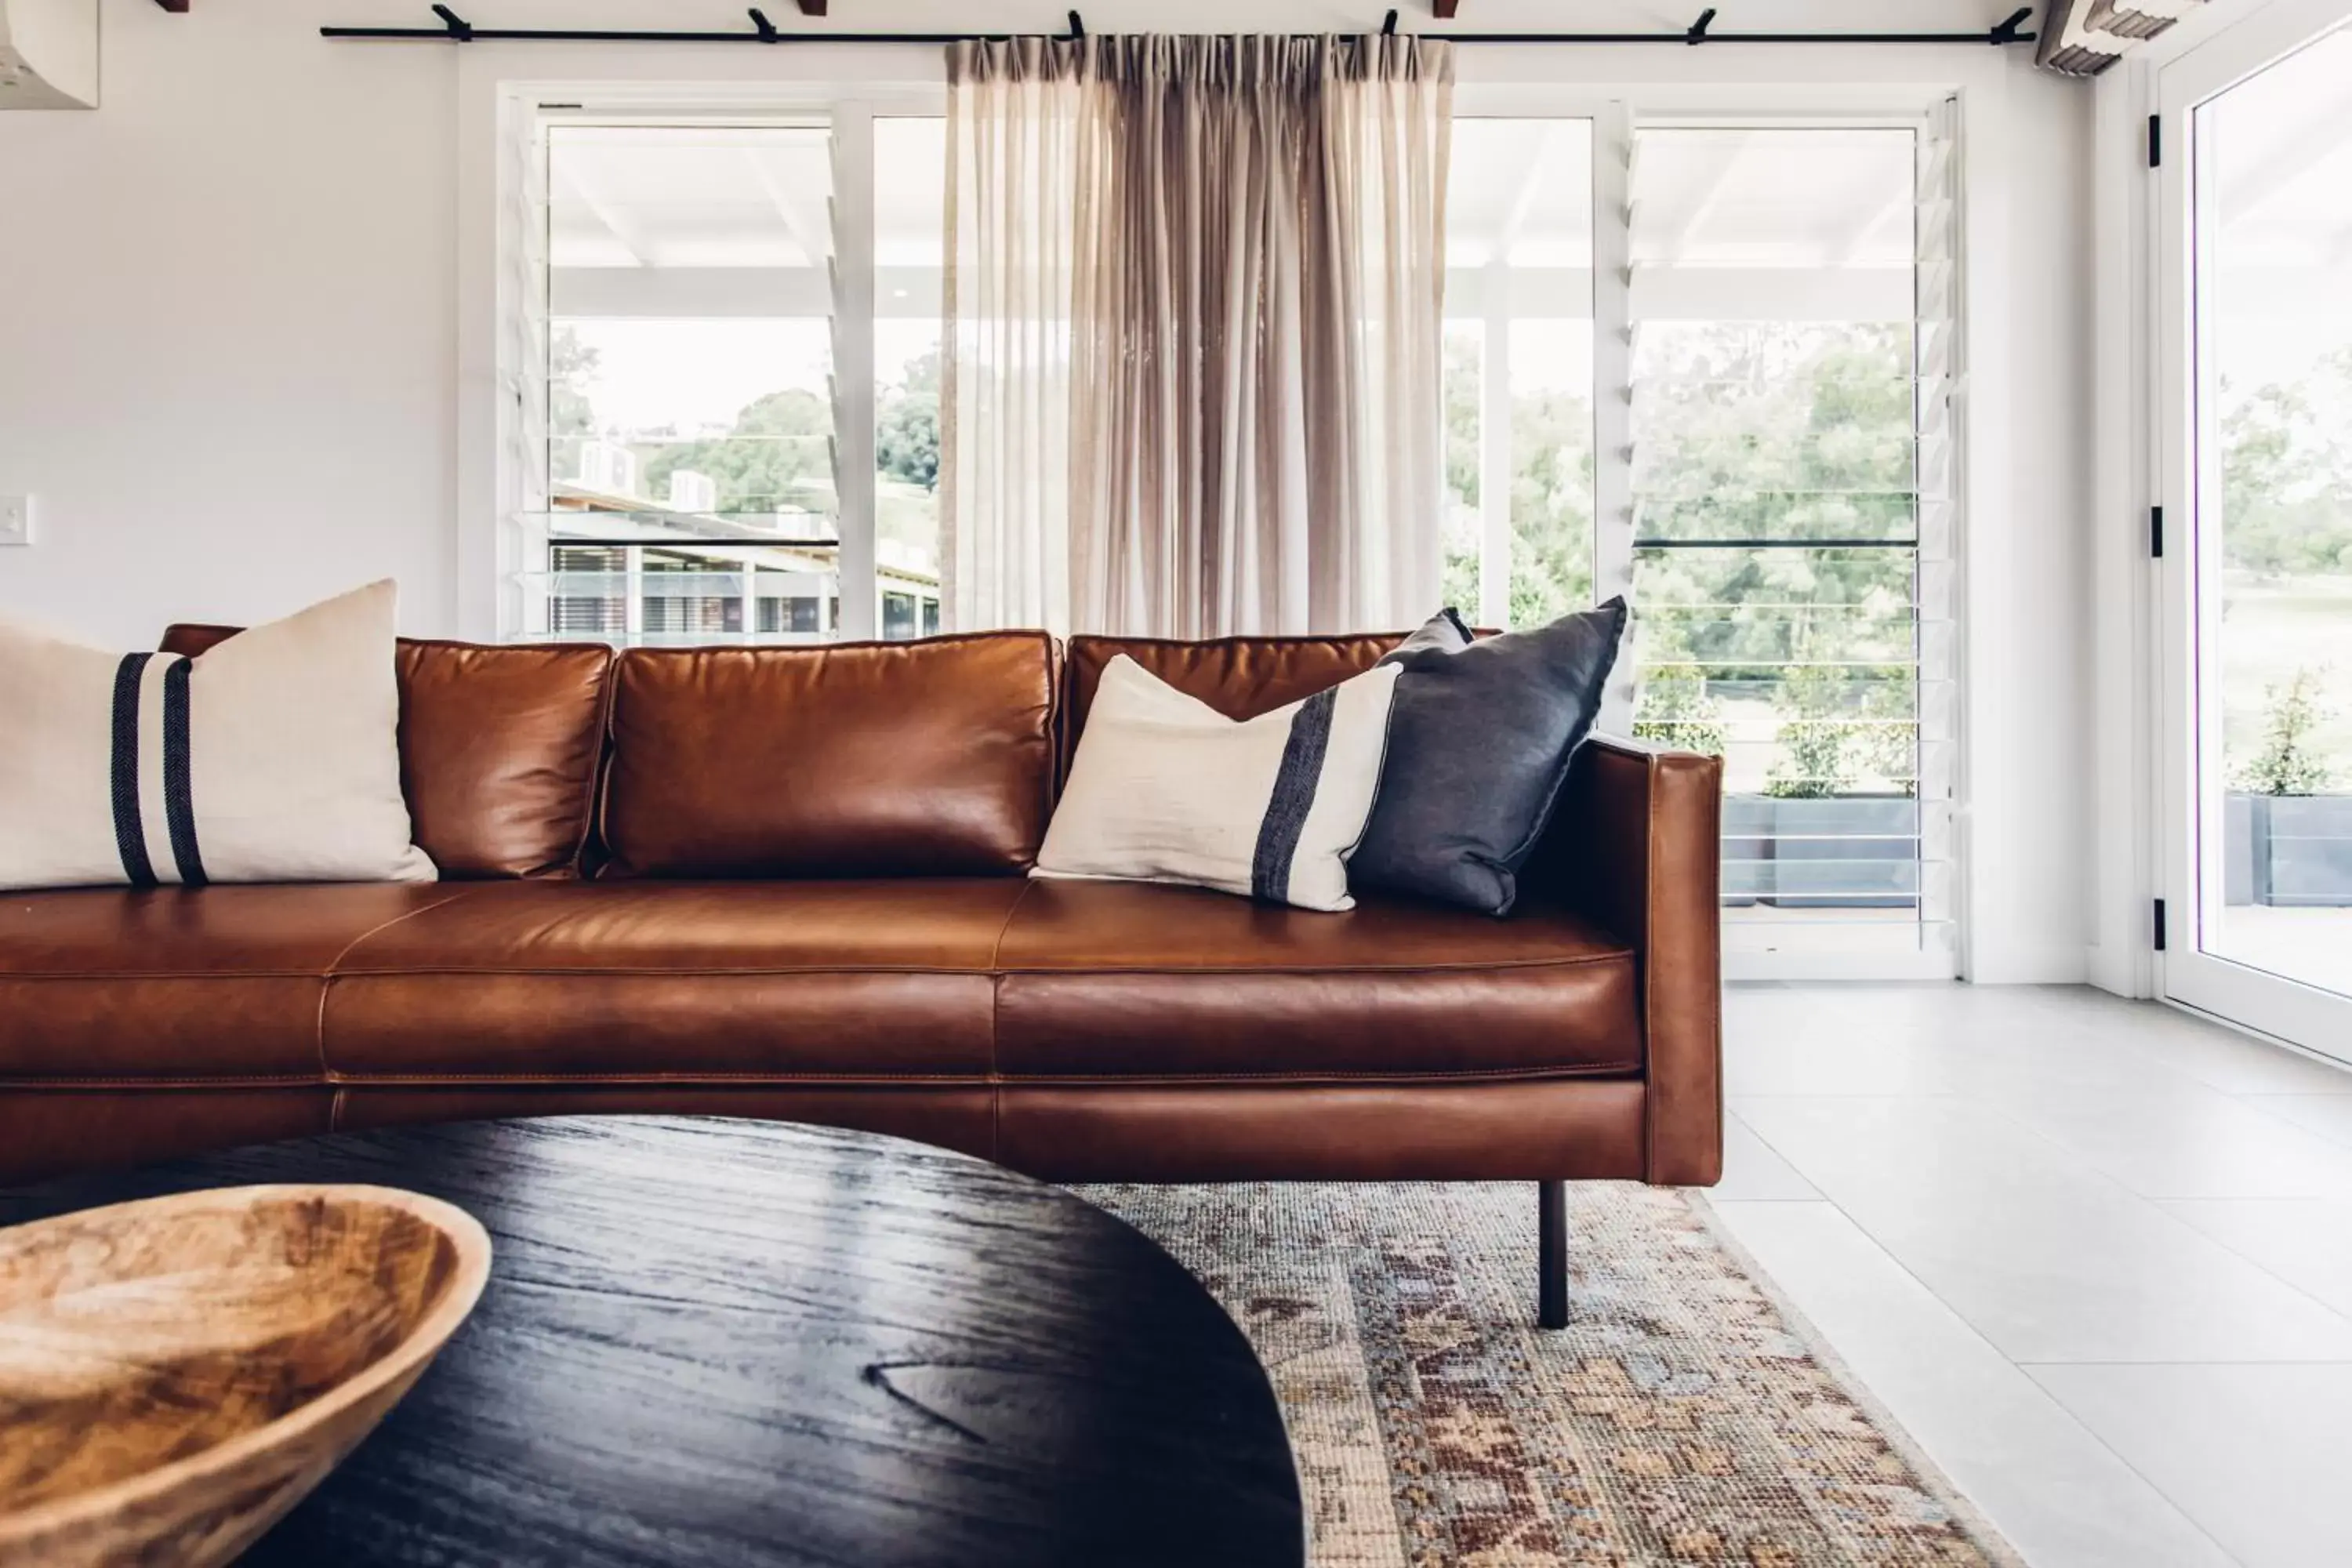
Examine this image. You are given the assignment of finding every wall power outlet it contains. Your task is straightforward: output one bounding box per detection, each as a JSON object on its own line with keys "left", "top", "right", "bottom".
{"left": 0, "top": 495, "right": 31, "bottom": 546}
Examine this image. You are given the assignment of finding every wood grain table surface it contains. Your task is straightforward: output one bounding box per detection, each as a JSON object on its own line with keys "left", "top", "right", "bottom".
{"left": 0, "top": 1116, "right": 1305, "bottom": 1568}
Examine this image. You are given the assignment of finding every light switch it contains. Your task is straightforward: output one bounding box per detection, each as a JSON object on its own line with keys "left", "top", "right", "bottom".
{"left": 0, "top": 495, "right": 31, "bottom": 546}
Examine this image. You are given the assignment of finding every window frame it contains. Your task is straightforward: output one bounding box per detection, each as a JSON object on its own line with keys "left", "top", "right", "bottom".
{"left": 463, "top": 64, "right": 945, "bottom": 652}
{"left": 473, "top": 61, "right": 1998, "bottom": 982}
{"left": 2150, "top": 0, "right": 2352, "bottom": 1057}
{"left": 1453, "top": 86, "right": 1966, "bottom": 978}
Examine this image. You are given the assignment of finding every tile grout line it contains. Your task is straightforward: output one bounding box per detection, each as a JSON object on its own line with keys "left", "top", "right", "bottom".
{"left": 2014, "top": 1359, "right": 2352, "bottom": 1367}
{"left": 1722, "top": 1096, "right": 2257, "bottom": 1568}
{"left": 1735, "top": 1065, "right": 2352, "bottom": 1339}
{"left": 1953, "top": 1080, "right": 2352, "bottom": 1340}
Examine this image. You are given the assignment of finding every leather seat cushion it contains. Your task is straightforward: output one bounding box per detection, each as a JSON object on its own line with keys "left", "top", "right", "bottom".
{"left": 0, "top": 885, "right": 466, "bottom": 1079}
{"left": 321, "top": 880, "right": 1029, "bottom": 1080}
{"left": 3, "top": 879, "right": 1639, "bottom": 1091}
{"left": 993, "top": 880, "right": 1641, "bottom": 1080}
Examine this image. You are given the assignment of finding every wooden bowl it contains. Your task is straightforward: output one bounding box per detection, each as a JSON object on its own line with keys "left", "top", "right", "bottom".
{"left": 0, "top": 1184, "right": 492, "bottom": 1567}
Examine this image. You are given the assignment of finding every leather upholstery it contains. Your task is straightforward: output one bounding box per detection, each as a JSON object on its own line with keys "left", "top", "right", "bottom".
{"left": 0, "top": 1089, "right": 332, "bottom": 1188}
{"left": 602, "top": 634, "right": 1057, "bottom": 879}
{"left": 322, "top": 880, "right": 1019, "bottom": 1079}
{"left": 163, "top": 625, "right": 614, "bottom": 879}
{"left": 5, "top": 629, "right": 1723, "bottom": 1192}
{"left": 995, "top": 880, "right": 1639, "bottom": 1078}
{"left": 1531, "top": 735, "right": 1726, "bottom": 1185}
{"left": 998, "top": 1080, "right": 1648, "bottom": 1182}
{"left": 0, "top": 884, "right": 465, "bottom": 1079}
{"left": 1062, "top": 632, "right": 1400, "bottom": 775}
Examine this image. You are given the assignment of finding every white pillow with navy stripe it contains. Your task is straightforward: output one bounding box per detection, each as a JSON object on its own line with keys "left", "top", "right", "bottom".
{"left": 1035, "top": 655, "right": 1401, "bottom": 913}
{"left": 0, "top": 579, "right": 434, "bottom": 891}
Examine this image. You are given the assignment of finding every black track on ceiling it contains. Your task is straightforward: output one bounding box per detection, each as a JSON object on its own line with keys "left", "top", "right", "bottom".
{"left": 322, "top": 5, "right": 2039, "bottom": 48}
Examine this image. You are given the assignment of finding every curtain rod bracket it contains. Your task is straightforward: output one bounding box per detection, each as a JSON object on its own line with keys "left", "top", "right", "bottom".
{"left": 1988, "top": 6, "right": 2033, "bottom": 45}
{"left": 1065, "top": 9, "right": 1084, "bottom": 41}
{"left": 1686, "top": 8, "right": 1715, "bottom": 45}
{"left": 1381, "top": 9, "right": 1398, "bottom": 36}
{"left": 430, "top": 2, "right": 473, "bottom": 41}
{"left": 748, "top": 7, "right": 779, "bottom": 42}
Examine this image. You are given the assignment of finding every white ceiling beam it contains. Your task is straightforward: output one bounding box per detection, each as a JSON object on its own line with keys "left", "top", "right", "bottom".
{"left": 1442, "top": 264, "right": 1913, "bottom": 323}
{"left": 552, "top": 265, "right": 939, "bottom": 319}
{"left": 1831, "top": 189, "right": 1911, "bottom": 267}
{"left": 1661, "top": 133, "right": 1749, "bottom": 267}
{"left": 742, "top": 147, "right": 834, "bottom": 271}
{"left": 1486, "top": 122, "right": 1571, "bottom": 264}
{"left": 554, "top": 158, "right": 658, "bottom": 268}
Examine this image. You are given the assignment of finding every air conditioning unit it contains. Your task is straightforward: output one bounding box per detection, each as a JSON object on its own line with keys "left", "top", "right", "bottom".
{"left": 666, "top": 470, "right": 718, "bottom": 514}
{"left": 0, "top": 0, "right": 98, "bottom": 111}
{"left": 575, "top": 441, "right": 641, "bottom": 499}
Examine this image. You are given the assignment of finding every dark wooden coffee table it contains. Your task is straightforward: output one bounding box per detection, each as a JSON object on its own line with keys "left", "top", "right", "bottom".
{"left": 1, "top": 1116, "right": 1305, "bottom": 1567}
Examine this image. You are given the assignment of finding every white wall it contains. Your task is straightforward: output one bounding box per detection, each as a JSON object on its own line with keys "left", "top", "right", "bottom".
{"left": 0, "top": 0, "right": 2097, "bottom": 980}
{"left": 0, "top": 0, "right": 456, "bottom": 645}
{"left": 1965, "top": 64, "right": 2099, "bottom": 983}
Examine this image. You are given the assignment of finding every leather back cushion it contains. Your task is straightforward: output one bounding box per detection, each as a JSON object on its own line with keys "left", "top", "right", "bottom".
{"left": 601, "top": 633, "right": 1058, "bottom": 879}
{"left": 161, "top": 626, "right": 614, "bottom": 880}
{"left": 1060, "top": 634, "right": 1398, "bottom": 779}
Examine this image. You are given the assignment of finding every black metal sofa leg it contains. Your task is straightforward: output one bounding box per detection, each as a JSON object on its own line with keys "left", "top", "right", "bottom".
{"left": 1537, "top": 1179, "right": 1569, "bottom": 1329}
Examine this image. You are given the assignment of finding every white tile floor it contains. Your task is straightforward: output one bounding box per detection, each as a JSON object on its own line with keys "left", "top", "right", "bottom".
{"left": 1709, "top": 982, "right": 2352, "bottom": 1568}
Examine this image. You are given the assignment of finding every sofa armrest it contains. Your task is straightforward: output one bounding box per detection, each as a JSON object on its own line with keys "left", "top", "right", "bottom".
{"left": 1528, "top": 734, "right": 1723, "bottom": 1185}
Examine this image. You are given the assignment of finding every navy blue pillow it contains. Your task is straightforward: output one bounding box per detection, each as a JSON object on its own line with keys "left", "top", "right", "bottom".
{"left": 1349, "top": 599, "right": 1628, "bottom": 915}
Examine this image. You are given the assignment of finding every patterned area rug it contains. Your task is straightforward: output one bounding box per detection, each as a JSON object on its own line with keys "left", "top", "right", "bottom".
{"left": 1078, "top": 1181, "right": 2020, "bottom": 1568}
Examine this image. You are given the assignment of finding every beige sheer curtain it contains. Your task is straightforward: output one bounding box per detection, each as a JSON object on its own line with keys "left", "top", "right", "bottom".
{"left": 943, "top": 34, "right": 1452, "bottom": 637}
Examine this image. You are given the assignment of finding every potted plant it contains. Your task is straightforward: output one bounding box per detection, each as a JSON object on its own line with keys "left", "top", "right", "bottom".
{"left": 2227, "top": 668, "right": 2352, "bottom": 907}
{"left": 1632, "top": 665, "right": 1728, "bottom": 760}
{"left": 1755, "top": 665, "right": 1918, "bottom": 910}
{"left": 1637, "top": 668, "right": 1762, "bottom": 903}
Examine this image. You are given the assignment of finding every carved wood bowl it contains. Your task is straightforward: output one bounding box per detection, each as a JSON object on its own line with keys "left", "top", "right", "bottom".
{"left": 0, "top": 1184, "right": 492, "bottom": 1567}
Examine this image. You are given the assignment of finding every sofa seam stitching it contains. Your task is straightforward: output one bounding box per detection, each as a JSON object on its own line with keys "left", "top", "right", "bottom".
{"left": 320, "top": 890, "right": 481, "bottom": 974}
{"left": 315, "top": 887, "right": 481, "bottom": 1080}
{"left": 0, "top": 1074, "right": 324, "bottom": 1087}
{"left": 2, "top": 1064, "right": 1640, "bottom": 1089}
{"left": 0, "top": 971, "right": 344, "bottom": 981}
{"left": 291, "top": 953, "right": 1627, "bottom": 980}
{"left": 6, "top": 949, "right": 1624, "bottom": 983}
{"left": 985, "top": 880, "right": 1038, "bottom": 1163}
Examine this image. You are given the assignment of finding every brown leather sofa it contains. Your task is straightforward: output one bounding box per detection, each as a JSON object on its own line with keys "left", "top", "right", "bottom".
{"left": 1, "top": 626, "right": 1722, "bottom": 1321}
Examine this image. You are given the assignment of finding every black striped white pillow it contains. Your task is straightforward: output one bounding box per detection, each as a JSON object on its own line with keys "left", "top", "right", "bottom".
{"left": 104, "top": 650, "right": 210, "bottom": 887}
{"left": 1033, "top": 655, "right": 1401, "bottom": 912}
{"left": 0, "top": 581, "right": 434, "bottom": 891}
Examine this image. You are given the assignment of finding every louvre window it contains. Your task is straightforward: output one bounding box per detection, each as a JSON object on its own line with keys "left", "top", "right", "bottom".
{"left": 1623, "top": 118, "right": 1958, "bottom": 967}
{"left": 1444, "top": 107, "right": 1961, "bottom": 970}
{"left": 510, "top": 112, "right": 945, "bottom": 647}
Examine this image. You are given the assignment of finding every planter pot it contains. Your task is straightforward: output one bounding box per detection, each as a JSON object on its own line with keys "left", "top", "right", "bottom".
{"left": 1720, "top": 795, "right": 1774, "bottom": 909}
{"left": 1722, "top": 794, "right": 1921, "bottom": 911}
{"left": 2227, "top": 792, "right": 2352, "bottom": 908}
{"left": 2224, "top": 792, "right": 2255, "bottom": 906}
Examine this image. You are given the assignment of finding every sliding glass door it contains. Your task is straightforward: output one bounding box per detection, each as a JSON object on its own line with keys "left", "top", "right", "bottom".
{"left": 2158, "top": 0, "right": 2352, "bottom": 1058}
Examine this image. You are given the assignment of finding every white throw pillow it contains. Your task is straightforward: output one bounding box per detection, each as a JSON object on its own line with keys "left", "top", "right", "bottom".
{"left": 1035, "top": 655, "right": 1401, "bottom": 912}
{"left": 0, "top": 580, "right": 435, "bottom": 891}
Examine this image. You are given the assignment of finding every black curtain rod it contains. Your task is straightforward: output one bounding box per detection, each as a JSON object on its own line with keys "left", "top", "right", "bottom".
{"left": 322, "top": 5, "right": 2038, "bottom": 49}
